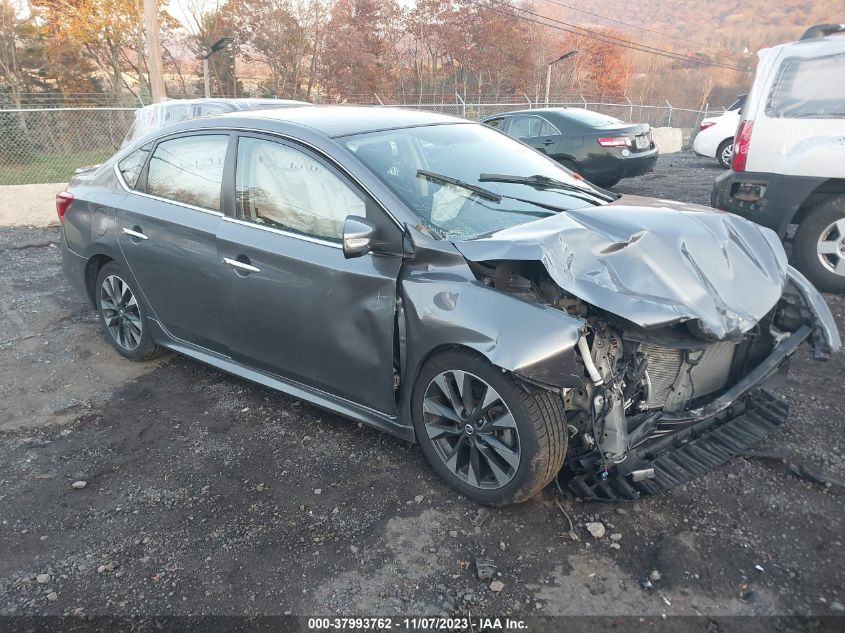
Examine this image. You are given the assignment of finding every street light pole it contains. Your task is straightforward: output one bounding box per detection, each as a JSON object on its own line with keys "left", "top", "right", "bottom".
{"left": 202, "top": 37, "right": 234, "bottom": 99}
{"left": 203, "top": 58, "right": 211, "bottom": 99}
{"left": 544, "top": 50, "right": 578, "bottom": 106}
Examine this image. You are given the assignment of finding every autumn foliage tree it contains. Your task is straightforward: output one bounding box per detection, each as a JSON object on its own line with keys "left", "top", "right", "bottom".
{"left": 3, "top": 0, "right": 654, "bottom": 105}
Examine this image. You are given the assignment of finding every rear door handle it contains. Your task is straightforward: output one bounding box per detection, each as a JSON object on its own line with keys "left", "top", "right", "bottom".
{"left": 223, "top": 257, "right": 261, "bottom": 274}
{"left": 542, "top": 138, "right": 556, "bottom": 146}
{"left": 123, "top": 227, "right": 148, "bottom": 240}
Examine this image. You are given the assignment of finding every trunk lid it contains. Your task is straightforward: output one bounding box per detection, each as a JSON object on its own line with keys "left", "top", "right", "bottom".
{"left": 597, "top": 123, "right": 653, "bottom": 152}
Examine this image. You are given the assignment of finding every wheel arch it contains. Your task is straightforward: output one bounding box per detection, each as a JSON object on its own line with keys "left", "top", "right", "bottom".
{"left": 717, "top": 136, "right": 734, "bottom": 152}
{"left": 84, "top": 253, "right": 115, "bottom": 307}
{"left": 396, "top": 268, "right": 586, "bottom": 441}
{"left": 789, "top": 179, "right": 845, "bottom": 230}
{"left": 556, "top": 156, "right": 582, "bottom": 172}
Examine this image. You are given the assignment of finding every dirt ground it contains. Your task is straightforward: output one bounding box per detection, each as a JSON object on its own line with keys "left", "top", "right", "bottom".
{"left": 0, "top": 183, "right": 65, "bottom": 228}
{"left": 1, "top": 152, "right": 843, "bottom": 629}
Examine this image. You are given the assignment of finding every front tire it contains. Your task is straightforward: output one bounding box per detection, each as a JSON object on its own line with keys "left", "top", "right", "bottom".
{"left": 792, "top": 196, "right": 845, "bottom": 293}
{"left": 412, "top": 350, "right": 567, "bottom": 506}
{"left": 95, "top": 262, "right": 164, "bottom": 361}
{"left": 717, "top": 138, "right": 734, "bottom": 169}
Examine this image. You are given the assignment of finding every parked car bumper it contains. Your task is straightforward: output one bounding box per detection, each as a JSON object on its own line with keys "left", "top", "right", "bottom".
{"left": 579, "top": 147, "right": 658, "bottom": 184}
{"left": 692, "top": 134, "right": 715, "bottom": 158}
{"left": 710, "top": 170, "right": 828, "bottom": 237}
{"left": 693, "top": 128, "right": 723, "bottom": 158}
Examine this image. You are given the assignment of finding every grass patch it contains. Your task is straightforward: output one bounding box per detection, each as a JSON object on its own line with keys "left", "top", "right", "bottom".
{"left": 0, "top": 150, "right": 116, "bottom": 185}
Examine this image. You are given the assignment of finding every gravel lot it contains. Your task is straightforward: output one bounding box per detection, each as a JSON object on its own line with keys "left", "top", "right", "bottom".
{"left": 1, "top": 152, "right": 843, "bottom": 627}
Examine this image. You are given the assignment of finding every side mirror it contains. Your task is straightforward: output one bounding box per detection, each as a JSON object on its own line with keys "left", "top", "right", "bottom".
{"left": 342, "top": 216, "right": 377, "bottom": 259}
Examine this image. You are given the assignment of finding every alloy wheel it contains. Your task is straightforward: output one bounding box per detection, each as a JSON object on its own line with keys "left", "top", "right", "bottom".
{"left": 100, "top": 274, "right": 142, "bottom": 351}
{"left": 816, "top": 218, "right": 845, "bottom": 276}
{"left": 720, "top": 143, "right": 733, "bottom": 166}
{"left": 422, "top": 370, "right": 521, "bottom": 490}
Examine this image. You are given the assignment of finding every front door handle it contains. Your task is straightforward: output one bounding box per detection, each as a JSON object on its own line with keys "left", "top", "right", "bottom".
{"left": 223, "top": 257, "right": 261, "bottom": 274}
{"left": 123, "top": 227, "right": 148, "bottom": 240}
{"left": 542, "top": 138, "right": 556, "bottom": 146}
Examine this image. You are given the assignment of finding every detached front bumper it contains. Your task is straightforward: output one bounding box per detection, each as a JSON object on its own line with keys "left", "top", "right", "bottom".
{"left": 564, "top": 389, "right": 790, "bottom": 500}
{"left": 711, "top": 169, "right": 828, "bottom": 237}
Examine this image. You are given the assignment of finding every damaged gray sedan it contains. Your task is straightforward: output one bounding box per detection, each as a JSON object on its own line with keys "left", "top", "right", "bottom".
{"left": 59, "top": 107, "right": 841, "bottom": 505}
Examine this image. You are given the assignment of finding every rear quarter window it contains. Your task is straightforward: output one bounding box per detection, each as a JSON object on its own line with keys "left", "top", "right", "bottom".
{"left": 766, "top": 54, "right": 845, "bottom": 119}
{"left": 117, "top": 143, "right": 152, "bottom": 189}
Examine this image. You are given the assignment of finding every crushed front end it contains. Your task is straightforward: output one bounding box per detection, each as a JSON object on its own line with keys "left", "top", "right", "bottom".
{"left": 465, "top": 253, "right": 840, "bottom": 500}
{"left": 456, "top": 200, "right": 841, "bottom": 499}
{"left": 558, "top": 267, "right": 840, "bottom": 500}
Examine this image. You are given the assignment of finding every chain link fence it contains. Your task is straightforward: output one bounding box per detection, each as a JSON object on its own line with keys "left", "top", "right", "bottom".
{"left": 0, "top": 108, "right": 136, "bottom": 185}
{"left": 394, "top": 99, "right": 709, "bottom": 129}
{"left": 0, "top": 99, "right": 714, "bottom": 186}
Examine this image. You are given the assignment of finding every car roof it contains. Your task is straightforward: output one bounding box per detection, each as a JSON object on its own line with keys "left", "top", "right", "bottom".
{"left": 154, "top": 97, "right": 308, "bottom": 110}
{"left": 761, "top": 32, "right": 845, "bottom": 59}
{"left": 224, "top": 105, "right": 467, "bottom": 138}
{"left": 482, "top": 107, "right": 594, "bottom": 119}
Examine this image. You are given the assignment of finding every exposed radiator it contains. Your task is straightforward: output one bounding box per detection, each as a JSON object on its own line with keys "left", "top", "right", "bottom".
{"left": 640, "top": 341, "right": 737, "bottom": 410}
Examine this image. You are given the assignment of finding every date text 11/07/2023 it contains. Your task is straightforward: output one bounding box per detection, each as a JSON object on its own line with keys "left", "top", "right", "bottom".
{"left": 307, "top": 617, "right": 529, "bottom": 631}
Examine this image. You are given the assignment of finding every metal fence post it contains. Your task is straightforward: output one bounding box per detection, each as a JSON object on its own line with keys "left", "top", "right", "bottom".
{"left": 455, "top": 92, "right": 466, "bottom": 119}
{"left": 373, "top": 94, "right": 384, "bottom": 105}
{"left": 626, "top": 96, "right": 633, "bottom": 122}
{"left": 666, "top": 100, "right": 673, "bottom": 127}
{"left": 581, "top": 94, "right": 587, "bottom": 109}
{"left": 522, "top": 92, "right": 533, "bottom": 108}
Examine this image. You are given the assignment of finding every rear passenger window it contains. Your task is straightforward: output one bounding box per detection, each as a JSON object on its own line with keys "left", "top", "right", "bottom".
{"left": 147, "top": 135, "right": 228, "bottom": 211}
{"left": 117, "top": 143, "right": 152, "bottom": 189}
{"left": 539, "top": 119, "right": 560, "bottom": 136}
{"left": 766, "top": 54, "right": 845, "bottom": 119}
{"left": 235, "top": 137, "right": 365, "bottom": 242}
{"left": 508, "top": 116, "right": 542, "bottom": 139}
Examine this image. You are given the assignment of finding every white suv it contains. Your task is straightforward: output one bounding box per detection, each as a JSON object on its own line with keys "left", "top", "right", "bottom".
{"left": 712, "top": 23, "right": 845, "bottom": 292}
{"left": 694, "top": 95, "right": 746, "bottom": 168}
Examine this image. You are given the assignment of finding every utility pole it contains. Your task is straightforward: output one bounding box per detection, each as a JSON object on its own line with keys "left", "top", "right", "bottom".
{"left": 545, "top": 50, "right": 578, "bottom": 106}
{"left": 143, "top": 0, "right": 166, "bottom": 102}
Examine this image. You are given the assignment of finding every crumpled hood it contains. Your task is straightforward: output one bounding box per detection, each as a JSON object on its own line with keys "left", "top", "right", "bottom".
{"left": 454, "top": 195, "right": 788, "bottom": 339}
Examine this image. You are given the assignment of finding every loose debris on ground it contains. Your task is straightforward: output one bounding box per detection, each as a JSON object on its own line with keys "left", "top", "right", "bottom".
{"left": 1, "top": 152, "right": 843, "bottom": 618}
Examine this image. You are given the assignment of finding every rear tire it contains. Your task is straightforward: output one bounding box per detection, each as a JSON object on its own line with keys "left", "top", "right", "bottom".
{"left": 559, "top": 159, "right": 582, "bottom": 176}
{"left": 412, "top": 350, "right": 567, "bottom": 506}
{"left": 717, "top": 138, "right": 734, "bottom": 169}
{"left": 95, "top": 262, "right": 165, "bottom": 361}
{"left": 592, "top": 177, "right": 621, "bottom": 188}
{"left": 792, "top": 196, "right": 845, "bottom": 293}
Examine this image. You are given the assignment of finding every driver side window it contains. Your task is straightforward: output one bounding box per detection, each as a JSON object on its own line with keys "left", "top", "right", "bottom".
{"left": 235, "top": 137, "right": 365, "bottom": 242}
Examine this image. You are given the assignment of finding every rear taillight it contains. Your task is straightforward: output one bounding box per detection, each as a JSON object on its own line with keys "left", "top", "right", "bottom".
{"left": 56, "top": 191, "right": 74, "bottom": 221}
{"left": 597, "top": 136, "right": 631, "bottom": 148}
{"left": 699, "top": 121, "right": 716, "bottom": 131}
{"left": 731, "top": 120, "right": 754, "bottom": 172}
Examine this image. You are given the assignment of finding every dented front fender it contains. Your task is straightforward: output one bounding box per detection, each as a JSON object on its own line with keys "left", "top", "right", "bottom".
{"left": 398, "top": 250, "right": 584, "bottom": 391}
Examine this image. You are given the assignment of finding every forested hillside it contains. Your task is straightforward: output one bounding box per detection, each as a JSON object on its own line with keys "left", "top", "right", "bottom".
{"left": 1, "top": 0, "right": 840, "bottom": 111}
{"left": 551, "top": 0, "right": 842, "bottom": 52}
